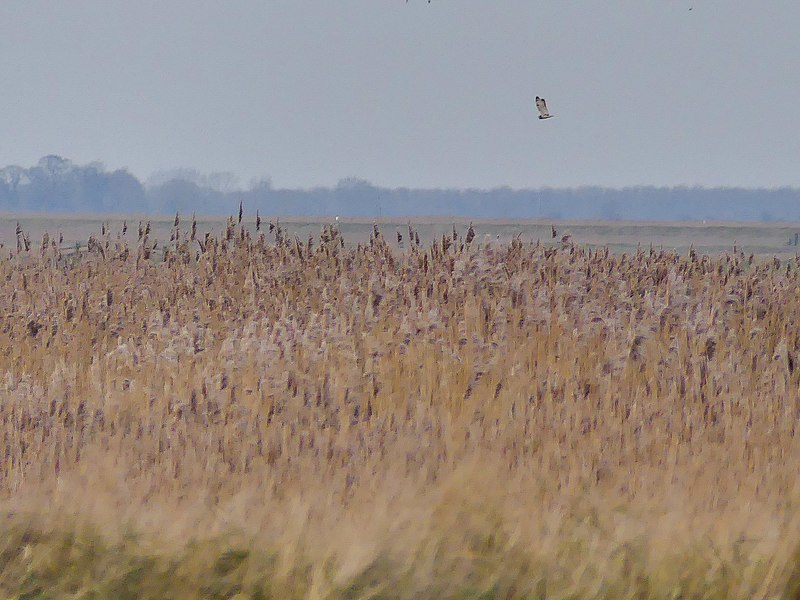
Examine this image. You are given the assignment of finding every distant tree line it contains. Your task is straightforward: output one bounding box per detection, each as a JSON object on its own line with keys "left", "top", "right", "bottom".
{"left": 1, "top": 155, "right": 800, "bottom": 222}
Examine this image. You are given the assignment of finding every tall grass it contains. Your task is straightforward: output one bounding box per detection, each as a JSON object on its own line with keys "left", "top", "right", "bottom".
{"left": 0, "top": 219, "right": 798, "bottom": 598}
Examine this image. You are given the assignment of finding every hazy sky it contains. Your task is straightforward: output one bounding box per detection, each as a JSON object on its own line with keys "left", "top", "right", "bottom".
{"left": 1, "top": 1, "right": 799, "bottom": 189}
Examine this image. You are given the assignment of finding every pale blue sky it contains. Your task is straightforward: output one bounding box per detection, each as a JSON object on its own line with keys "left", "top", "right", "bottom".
{"left": 1, "top": 1, "right": 798, "bottom": 189}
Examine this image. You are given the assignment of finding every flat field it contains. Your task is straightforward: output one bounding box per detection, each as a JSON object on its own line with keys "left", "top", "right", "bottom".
{"left": 4, "top": 214, "right": 800, "bottom": 257}
{"left": 0, "top": 216, "right": 799, "bottom": 598}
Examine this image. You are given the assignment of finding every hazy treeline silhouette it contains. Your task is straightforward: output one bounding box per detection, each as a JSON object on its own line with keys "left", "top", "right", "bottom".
{"left": 2, "top": 155, "right": 799, "bottom": 221}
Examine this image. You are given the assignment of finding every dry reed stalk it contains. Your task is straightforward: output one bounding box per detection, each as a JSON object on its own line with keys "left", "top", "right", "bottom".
{"left": 0, "top": 220, "right": 797, "bottom": 596}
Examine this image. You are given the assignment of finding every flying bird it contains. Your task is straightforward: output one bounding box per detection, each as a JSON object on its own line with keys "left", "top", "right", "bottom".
{"left": 536, "top": 96, "right": 553, "bottom": 120}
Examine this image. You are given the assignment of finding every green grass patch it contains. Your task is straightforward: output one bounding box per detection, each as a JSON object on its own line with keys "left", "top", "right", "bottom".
{"left": 0, "top": 522, "right": 792, "bottom": 599}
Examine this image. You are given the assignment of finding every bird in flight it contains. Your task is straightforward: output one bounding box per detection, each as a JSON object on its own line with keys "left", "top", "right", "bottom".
{"left": 536, "top": 96, "right": 553, "bottom": 120}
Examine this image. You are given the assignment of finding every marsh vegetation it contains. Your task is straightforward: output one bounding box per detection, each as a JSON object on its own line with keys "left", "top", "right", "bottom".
{"left": 0, "top": 216, "right": 799, "bottom": 598}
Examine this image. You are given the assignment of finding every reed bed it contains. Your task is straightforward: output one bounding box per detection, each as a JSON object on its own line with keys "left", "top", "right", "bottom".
{"left": 0, "top": 217, "right": 799, "bottom": 598}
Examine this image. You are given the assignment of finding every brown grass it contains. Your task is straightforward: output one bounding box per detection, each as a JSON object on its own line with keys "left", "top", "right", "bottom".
{"left": 0, "top": 218, "right": 798, "bottom": 598}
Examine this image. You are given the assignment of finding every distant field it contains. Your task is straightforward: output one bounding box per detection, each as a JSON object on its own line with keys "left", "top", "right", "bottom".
{"left": 3, "top": 213, "right": 800, "bottom": 257}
